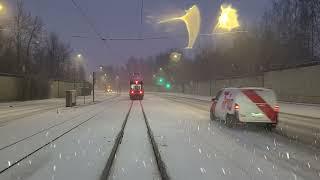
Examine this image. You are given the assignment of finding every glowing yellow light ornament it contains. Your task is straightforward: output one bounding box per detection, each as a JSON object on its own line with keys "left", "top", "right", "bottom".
{"left": 158, "top": 5, "right": 201, "bottom": 49}
{"left": 215, "top": 5, "right": 239, "bottom": 32}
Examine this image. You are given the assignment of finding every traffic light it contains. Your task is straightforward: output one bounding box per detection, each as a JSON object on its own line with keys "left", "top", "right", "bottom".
{"left": 165, "top": 82, "right": 171, "bottom": 89}
{"left": 159, "top": 78, "right": 164, "bottom": 83}
{"left": 156, "top": 77, "right": 165, "bottom": 86}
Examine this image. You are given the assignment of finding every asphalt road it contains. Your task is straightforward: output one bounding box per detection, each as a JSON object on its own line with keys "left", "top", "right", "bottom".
{"left": 0, "top": 93, "right": 319, "bottom": 180}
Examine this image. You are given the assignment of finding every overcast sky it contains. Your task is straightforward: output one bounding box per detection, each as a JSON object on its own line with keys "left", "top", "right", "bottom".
{"left": 6, "top": 0, "right": 271, "bottom": 71}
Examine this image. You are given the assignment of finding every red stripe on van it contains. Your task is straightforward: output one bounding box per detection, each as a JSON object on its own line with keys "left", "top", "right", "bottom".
{"left": 241, "top": 89, "right": 277, "bottom": 122}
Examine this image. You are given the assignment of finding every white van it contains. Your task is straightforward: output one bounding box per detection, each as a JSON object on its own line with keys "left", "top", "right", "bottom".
{"left": 210, "top": 87, "right": 279, "bottom": 128}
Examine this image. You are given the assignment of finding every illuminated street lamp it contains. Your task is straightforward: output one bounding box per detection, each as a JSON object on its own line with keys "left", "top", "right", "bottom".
{"left": 159, "top": 67, "right": 163, "bottom": 71}
{"left": 77, "top": 54, "right": 82, "bottom": 58}
{"left": 170, "top": 52, "right": 182, "bottom": 62}
{"left": 0, "top": 3, "right": 4, "bottom": 12}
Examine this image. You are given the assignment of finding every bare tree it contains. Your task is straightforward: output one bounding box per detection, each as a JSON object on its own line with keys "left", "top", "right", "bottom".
{"left": 26, "top": 16, "right": 43, "bottom": 60}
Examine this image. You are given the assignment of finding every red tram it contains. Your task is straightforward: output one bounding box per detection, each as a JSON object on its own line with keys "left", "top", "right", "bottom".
{"left": 129, "top": 73, "right": 144, "bottom": 100}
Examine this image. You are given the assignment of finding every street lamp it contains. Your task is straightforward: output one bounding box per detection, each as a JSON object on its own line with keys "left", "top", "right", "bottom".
{"left": 170, "top": 52, "right": 182, "bottom": 62}
{"left": 73, "top": 53, "right": 84, "bottom": 89}
{"left": 0, "top": 3, "right": 4, "bottom": 12}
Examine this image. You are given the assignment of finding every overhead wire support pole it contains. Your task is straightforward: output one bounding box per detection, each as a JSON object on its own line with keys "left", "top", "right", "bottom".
{"left": 140, "top": 0, "right": 144, "bottom": 38}
{"left": 93, "top": 72, "right": 95, "bottom": 102}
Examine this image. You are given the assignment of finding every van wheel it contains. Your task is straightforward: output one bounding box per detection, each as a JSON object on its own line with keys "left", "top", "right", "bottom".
{"left": 210, "top": 110, "right": 216, "bottom": 121}
{"left": 226, "top": 114, "right": 235, "bottom": 128}
{"left": 265, "top": 124, "right": 276, "bottom": 131}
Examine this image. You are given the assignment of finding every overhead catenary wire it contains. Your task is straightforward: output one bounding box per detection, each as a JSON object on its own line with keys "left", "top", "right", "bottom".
{"left": 71, "top": 35, "right": 174, "bottom": 41}
{"left": 70, "top": 0, "right": 106, "bottom": 41}
{"left": 200, "top": 30, "right": 248, "bottom": 36}
{"left": 70, "top": 0, "right": 114, "bottom": 57}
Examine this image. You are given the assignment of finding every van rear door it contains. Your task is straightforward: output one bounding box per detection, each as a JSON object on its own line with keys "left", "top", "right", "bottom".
{"left": 237, "top": 89, "right": 277, "bottom": 123}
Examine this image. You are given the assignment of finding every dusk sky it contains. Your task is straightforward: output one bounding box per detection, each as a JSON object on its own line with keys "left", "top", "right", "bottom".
{"left": 6, "top": 0, "right": 271, "bottom": 71}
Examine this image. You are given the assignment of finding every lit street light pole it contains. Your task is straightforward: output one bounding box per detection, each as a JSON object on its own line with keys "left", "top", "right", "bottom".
{"left": 73, "top": 53, "right": 83, "bottom": 90}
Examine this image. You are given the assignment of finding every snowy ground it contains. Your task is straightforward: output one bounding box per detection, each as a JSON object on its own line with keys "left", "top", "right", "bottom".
{"left": 109, "top": 101, "right": 160, "bottom": 180}
{"left": 143, "top": 94, "right": 320, "bottom": 180}
{"left": 0, "top": 94, "right": 128, "bottom": 180}
{"left": 0, "top": 93, "right": 319, "bottom": 180}
{"left": 0, "top": 91, "right": 112, "bottom": 127}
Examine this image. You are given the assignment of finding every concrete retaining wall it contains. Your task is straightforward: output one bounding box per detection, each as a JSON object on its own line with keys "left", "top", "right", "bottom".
{"left": 167, "top": 65, "right": 320, "bottom": 104}
{"left": 0, "top": 76, "right": 24, "bottom": 101}
{"left": 210, "top": 76, "right": 264, "bottom": 96}
{"left": 0, "top": 75, "right": 88, "bottom": 101}
{"left": 49, "top": 81, "right": 84, "bottom": 98}
{"left": 264, "top": 66, "right": 320, "bottom": 103}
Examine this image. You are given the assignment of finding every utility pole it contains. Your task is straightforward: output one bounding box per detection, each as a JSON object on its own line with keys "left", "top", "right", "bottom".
{"left": 73, "top": 67, "right": 76, "bottom": 89}
{"left": 93, "top": 72, "right": 95, "bottom": 102}
{"left": 83, "top": 81, "right": 85, "bottom": 104}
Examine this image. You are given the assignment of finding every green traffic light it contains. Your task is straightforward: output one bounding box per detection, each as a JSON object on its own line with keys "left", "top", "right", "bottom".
{"left": 159, "top": 78, "right": 164, "bottom": 83}
{"left": 165, "top": 83, "right": 171, "bottom": 89}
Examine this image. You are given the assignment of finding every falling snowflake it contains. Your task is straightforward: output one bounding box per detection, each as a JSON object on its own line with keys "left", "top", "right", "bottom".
{"left": 200, "top": 167, "right": 206, "bottom": 174}
{"left": 222, "top": 168, "right": 226, "bottom": 175}
{"left": 292, "top": 172, "right": 297, "bottom": 180}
